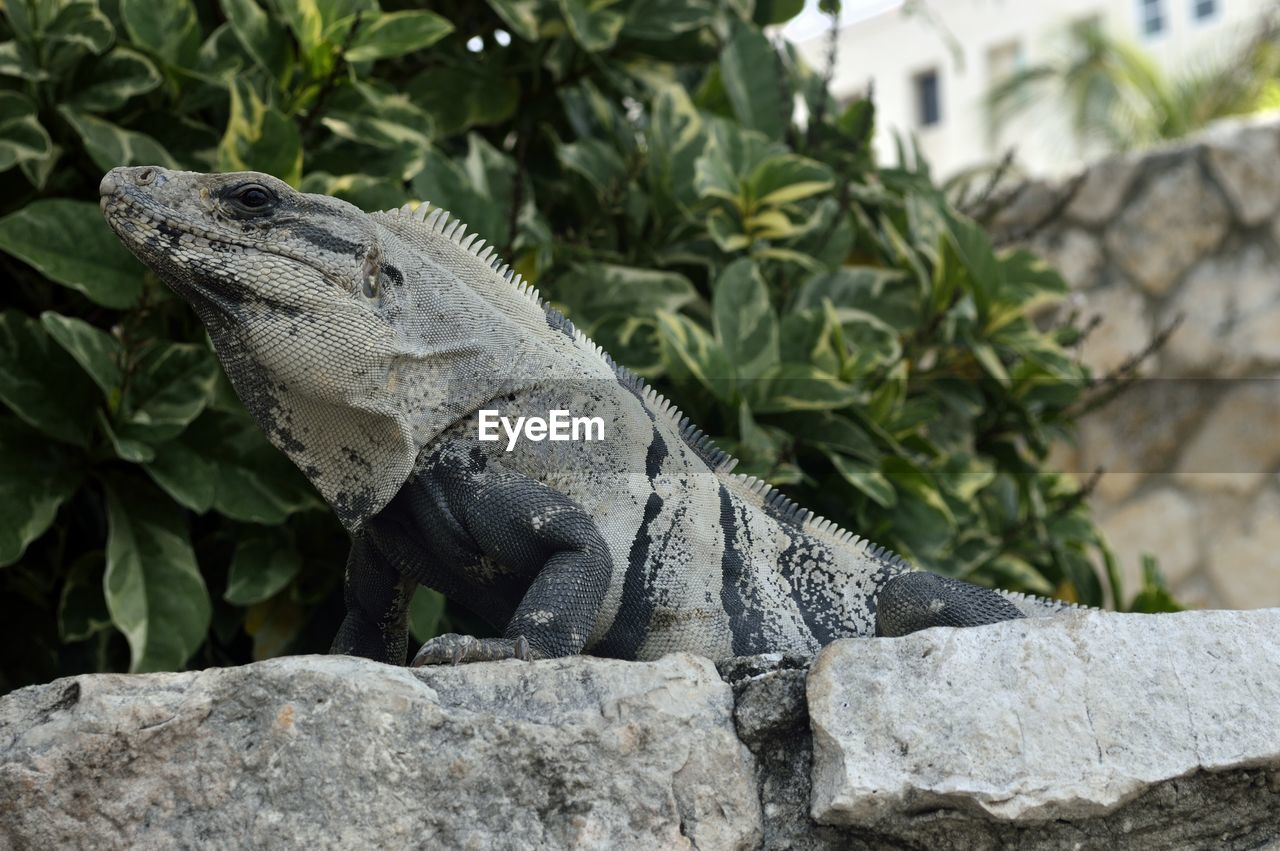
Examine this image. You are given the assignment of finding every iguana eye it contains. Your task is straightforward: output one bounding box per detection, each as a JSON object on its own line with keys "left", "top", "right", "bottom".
{"left": 228, "top": 183, "right": 276, "bottom": 213}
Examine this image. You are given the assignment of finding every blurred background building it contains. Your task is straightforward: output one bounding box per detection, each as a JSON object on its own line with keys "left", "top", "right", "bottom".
{"left": 787, "top": 0, "right": 1278, "bottom": 177}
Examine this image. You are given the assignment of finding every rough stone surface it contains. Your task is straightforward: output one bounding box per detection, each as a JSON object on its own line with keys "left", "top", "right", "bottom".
{"left": 1014, "top": 114, "right": 1280, "bottom": 610}
{"left": 1163, "top": 246, "right": 1280, "bottom": 376}
{"left": 1105, "top": 158, "right": 1229, "bottom": 296}
{"left": 1096, "top": 487, "right": 1200, "bottom": 589}
{"left": 1203, "top": 116, "right": 1280, "bottom": 225}
{"left": 808, "top": 609, "right": 1280, "bottom": 849}
{"left": 1065, "top": 153, "right": 1139, "bottom": 225}
{"left": 1175, "top": 379, "right": 1280, "bottom": 493}
{"left": 1077, "top": 284, "right": 1154, "bottom": 376}
{"left": 1203, "top": 487, "right": 1280, "bottom": 610}
{"left": 0, "top": 653, "right": 762, "bottom": 851}
{"left": 4, "top": 612, "right": 1280, "bottom": 850}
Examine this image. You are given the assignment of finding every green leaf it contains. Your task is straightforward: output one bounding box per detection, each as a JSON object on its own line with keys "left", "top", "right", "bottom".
{"left": 485, "top": 0, "right": 540, "bottom": 41}
{"left": 0, "top": 311, "right": 98, "bottom": 446}
{"left": 825, "top": 451, "right": 896, "bottom": 508}
{"left": 39, "top": 311, "right": 123, "bottom": 398}
{"left": 720, "top": 23, "right": 785, "bottom": 140}
{"left": 0, "top": 419, "right": 82, "bottom": 566}
{"left": 221, "top": 0, "right": 290, "bottom": 78}
{"left": 224, "top": 526, "right": 302, "bottom": 605}
{"left": 749, "top": 154, "right": 834, "bottom": 206}
{"left": 712, "top": 258, "right": 778, "bottom": 381}
{"left": 550, "top": 263, "right": 698, "bottom": 323}
{"left": 0, "top": 199, "right": 143, "bottom": 308}
{"left": 655, "top": 309, "right": 734, "bottom": 402}
{"left": 151, "top": 409, "right": 318, "bottom": 524}
{"left": 217, "top": 79, "right": 302, "bottom": 185}
{"left": 623, "top": 0, "right": 714, "bottom": 39}
{"left": 58, "top": 552, "right": 112, "bottom": 642}
{"left": 44, "top": 1, "right": 114, "bottom": 71}
{"left": 104, "top": 478, "right": 211, "bottom": 673}
{"left": 346, "top": 10, "right": 453, "bottom": 62}
{"left": 409, "top": 586, "right": 446, "bottom": 643}
{"left": 558, "top": 0, "right": 625, "bottom": 52}
{"left": 557, "top": 138, "right": 627, "bottom": 193}
{"left": 754, "top": 363, "right": 855, "bottom": 413}
{"left": 112, "top": 342, "right": 220, "bottom": 447}
{"left": 0, "top": 91, "right": 52, "bottom": 174}
{"left": 58, "top": 107, "right": 179, "bottom": 172}
{"left": 67, "top": 47, "right": 163, "bottom": 113}
{"left": 143, "top": 431, "right": 217, "bottom": 512}
{"left": 121, "top": 0, "right": 202, "bottom": 69}
{"left": 410, "top": 135, "right": 515, "bottom": 245}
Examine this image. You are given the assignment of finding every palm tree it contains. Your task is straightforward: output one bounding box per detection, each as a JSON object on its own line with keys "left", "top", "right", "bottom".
{"left": 987, "top": 15, "right": 1280, "bottom": 153}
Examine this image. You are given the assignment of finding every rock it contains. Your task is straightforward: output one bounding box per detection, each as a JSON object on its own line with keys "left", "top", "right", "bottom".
{"left": 1066, "top": 153, "right": 1139, "bottom": 225}
{"left": 1033, "top": 226, "right": 1102, "bottom": 290}
{"left": 0, "top": 653, "right": 762, "bottom": 851}
{"left": 1203, "top": 117, "right": 1280, "bottom": 225}
{"left": 808, "top": 609, "right": 1280, "bottom": 849}
{"left": 1203, "top": 487, "right": 1280, "bottom": 610}
{"left": 1077, "top": 284, "right": 1153, "bottom": 376}
{"left": 1096, "top": 487, "right": 1200, "bottom": 590}
{"left": 1175, "top": 378, "right": 1280, "bottom": 493}
{"left": 1163, "top": 246, "right": 1280, "bottom": 376}
{"left": 1106, "top": 159, "right": 1229, "bottom": 296}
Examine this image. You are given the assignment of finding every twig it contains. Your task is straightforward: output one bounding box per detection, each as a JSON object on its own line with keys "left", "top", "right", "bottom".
{"left": 1065, "top": 312, "right": 1185, "bottom": 419}
{"left": 957, "top": 148, "right": 1016, "bottom": 220}
{"left": 990, "top": 170, "right": 1087, "bottom": 247}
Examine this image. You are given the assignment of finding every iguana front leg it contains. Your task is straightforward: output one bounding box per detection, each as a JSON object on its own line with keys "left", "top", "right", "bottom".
{"left": 407, "top": 449, "right": 614, "bottom": 665}
{"left": 331, "top": 535, "right": 415, "bottom": 664}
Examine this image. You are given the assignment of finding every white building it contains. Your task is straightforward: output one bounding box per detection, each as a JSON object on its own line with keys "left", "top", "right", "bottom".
{"left": 788, "top": 0, "right": 1275, "bottom": 177}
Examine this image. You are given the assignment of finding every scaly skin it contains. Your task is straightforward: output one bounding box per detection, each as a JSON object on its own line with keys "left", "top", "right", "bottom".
{"left": 100, "top": 165, "right": 1072, "bottom": 666}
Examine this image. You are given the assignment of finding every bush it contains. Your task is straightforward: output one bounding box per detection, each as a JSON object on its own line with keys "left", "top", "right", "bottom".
{"left": 0, "top": 0, "right": 1173, "bottom": 691}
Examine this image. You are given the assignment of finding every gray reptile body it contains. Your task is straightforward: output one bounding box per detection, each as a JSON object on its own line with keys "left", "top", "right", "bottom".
{"left": 100, "top": 165, "right": 1067, "bottom": 666}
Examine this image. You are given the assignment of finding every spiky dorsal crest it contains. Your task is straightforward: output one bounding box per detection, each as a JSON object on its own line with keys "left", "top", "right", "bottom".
{"left": 376, "top": 200, "right": 902, "bottom": 559}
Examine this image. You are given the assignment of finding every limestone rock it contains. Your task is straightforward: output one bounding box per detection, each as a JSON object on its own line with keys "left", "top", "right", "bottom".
{"left": 1175, "top": 378, "right": 1280, "bottom": 493}
{"left": 1163, "top": 246, "right": 1280, "bottom": 376}
{"left": 1066, "top": 153, "right": 1139, "bottom": 225}
{"left": 1033, "top": 226, "right": 1102, "bottom": 290}
{"left": 1106, "top": 159, "right": 1229, "bottom": 296}
{"left": 1077, "top": 284, "right": 1153, "bottom": 376}
{"left": 1203, "top": 487, "right": 1280, "bottom": 609}
{"left": 1203, "top": 117, "right": 1280, "bottom": 225}
{"left": 0, "top": 654, "right": 762, "bottom": 851}
{"left": 1096, "top": 486, "right": 1200, "bottom": 590}
{"left": 808, "top": 609, "right": 1280, "bottom": 848}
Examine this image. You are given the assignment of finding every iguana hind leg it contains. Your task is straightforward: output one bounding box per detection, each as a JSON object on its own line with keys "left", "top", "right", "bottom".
{"left": 874, "top": 572, "right": 1025, "bottom": 637}
{"left": 408, "top": 447, "right": 614, "bottom": 665}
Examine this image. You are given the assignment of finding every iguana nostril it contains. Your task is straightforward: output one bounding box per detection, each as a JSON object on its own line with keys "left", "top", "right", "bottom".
{"left": 135, "top": 167, "right": 156, "bottom": 185}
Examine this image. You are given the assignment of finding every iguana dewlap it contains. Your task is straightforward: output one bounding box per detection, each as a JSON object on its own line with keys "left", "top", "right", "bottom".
{"left": 100, "top": 166, "right": 1070, "bottom": 666}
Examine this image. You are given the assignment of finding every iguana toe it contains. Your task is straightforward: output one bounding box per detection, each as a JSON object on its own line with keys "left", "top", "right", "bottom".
{"left": 411, "top": 633, "right": 546, "bottom": 666}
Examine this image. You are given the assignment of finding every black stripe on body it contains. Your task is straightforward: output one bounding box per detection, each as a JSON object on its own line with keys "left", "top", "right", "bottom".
{"left": 294, "top": 225, "right": 363, "bottom": 257}
{"left": 593, "top": 429, "right": 668, "bottom": 657}
{"left": 718, "top": 485, "right": 760, "bottom": 656}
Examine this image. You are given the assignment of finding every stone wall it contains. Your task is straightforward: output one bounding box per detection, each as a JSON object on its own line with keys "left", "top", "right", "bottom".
{"left": 4, "top": 611, "right": 1279, "bottom": 850}
{"left": 990, "top": 112, "right": 1280, "bottom": 609}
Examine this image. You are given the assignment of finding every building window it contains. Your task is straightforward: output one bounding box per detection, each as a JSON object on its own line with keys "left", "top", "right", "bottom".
{"left": 914, "top": 69, "right": 941, "bottom": 127}
{"left": 1139, "top": 0, "right": 1165, "bottom": 35}
{"left": 1192, "top": 0, "right": 1217, "bottom": 21}
{"left": 987, "top": 41, "right": 1024, "bottom": 86}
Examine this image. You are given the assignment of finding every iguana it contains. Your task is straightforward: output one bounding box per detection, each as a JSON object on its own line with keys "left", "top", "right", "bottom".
{"left": 99, "top": 165, "right": 1071, "bottom": 666}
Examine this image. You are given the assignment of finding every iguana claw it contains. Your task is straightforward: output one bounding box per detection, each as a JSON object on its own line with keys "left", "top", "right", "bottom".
{"left": 411, "top": 633, "right": 546, "bottom": 666}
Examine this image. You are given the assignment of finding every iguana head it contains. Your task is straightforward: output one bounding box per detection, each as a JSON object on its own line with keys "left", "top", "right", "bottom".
{"left": 99, "top": 165, "right": 425, "bottom": 529}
